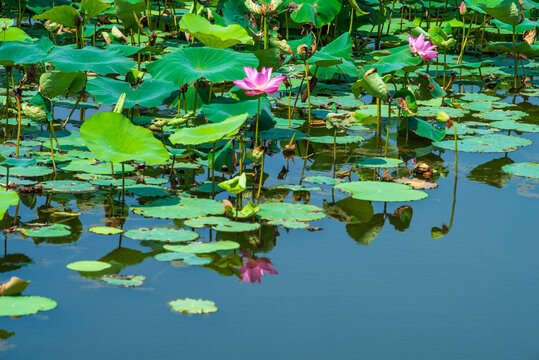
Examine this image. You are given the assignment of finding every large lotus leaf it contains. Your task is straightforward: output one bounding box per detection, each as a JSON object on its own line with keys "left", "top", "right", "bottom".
{"left": 58, "top": 160, "right": 135, "bottom": 175}
{"left": 132, "top": 197, "right": 224, "bottom": 219}
{"left": 223, "top": 0, "right": 250, "bottom": 28}
{"left": 39, "top": 71, "right": 86, "bottom": 99}
{"left": 257, "top": 202, "right": 326, "bottom": 221}
{"left": 86, "top": 77, "right": 179, "bottom": 108}
{"left": 290, "top": 0, "right": 342, "bottom": 27}
{"left": 170, "top": 113, "right": 248, "bottom": 146}
{"left": 485, "top": 42, "right": 539, "bottom": 57}
{"left": 180, "top": 13, "right": 254, "bottom": 48}
{"left": 164, "top": 241, "right": 239, "bottom": 254}
{"left": 40, "top": 180, "right": 96, "bottom": 193}
{"left": 114, "top": 0, "right": 145, "bottom": 31}
{"left": 492, "top": 18, "right": 539, "bottom": 32}
{"left": 22, "top": 224, "right": 72, "bottom": 238}
{"left": 474, "top": 0, "right": 520, "bottom": 25}
{"left": 89, "top": 226, "right": 123, "bottom": 235}
{"left": 183, "top": 216, "right": 260, "bottom": 232}
{"left": 0, "top": 191, "right": 18, "bottom": 219}
{"left": 34, "top": 5, "right": 80, "bottom": 28}
{"left": 80, "top": 112, "right": 169, "bottom": 165}
{"left": 0, "top": 27, "right": 31, "bottom": 42}
{"left": 303, "top": 175, "right": 343, "bottom": 185}
{"left": 45, "top": 46, "right": 136, "bottom": 75}
{"left": 168, "top": 298, "right": 218, "bottom": 314}
{"left": 124, "top": 227, "right": 199, "bottom": 242}
{"left": 81, "top": 0, "right": 112, "bottom": 20}
{"left": 335, "top": 181, "right": 428, "bottom": 202}
{"left": 489, "top": 120, "right": 539, "bottom": 133}
{"left": 0, "top": 38, "right": 53, "bottom": 66}
{"left": 433, "top": 134, "right": 532, "bottom": 153}
{"left": 308, "top": 33, "right": 352, "bottom": 68}
{"left": 370, "top": 46, "right": 422, "bottom": 75}
{"left": 202, "top": 98, "right": 273, "bottom": 128}
{"left": 502, "top": 162, "right": 539, "bottom": 179}
{"left": 309, "top": 135, "right": 364, "bottom": 144}
{"left": 146, "top": 47, "right": 259, "bottom": 85}
{"left": 0, "top": 166, "right": 53, "bottom": 177}
{"left": 0, "top": 296, "right": 57, "bottom": 317}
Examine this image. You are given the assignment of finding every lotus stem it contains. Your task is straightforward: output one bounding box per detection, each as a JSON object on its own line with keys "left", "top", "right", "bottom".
{"left": 15, "top": 96, "right": 21, "bottom": 159}
{"left": 385, "top": 101, "right": 391, "bottom": 157}
{"left": 63, "top": 85, "right": 86, "bottom": 128}
{"left": 376, "top": 97, "right": 382, "bottom": 140}
{"left": 513, "top": 25, "right": 518, "bottom": 90}
{"left": 254, "top": 96, "right": 260, "bottom": 147}
{"left": 121, "top": 162, "right": 125, "bottom": 215}
{"left": 147, "top": 0, "right": 152, "bottom": 31}
{"left": 263, "top": 15, "right": 268, "bottom": 50}
{"left": 48, "top": 121, "right": 57, "bottom": 176}
{"left": 17, "top": 0, "right": 21, "bottom": 28}
{"left": 304, "top": 61, "right": 311, "bottom": 133}
{"left": 256, "top": 153, "right": 264, "bottom": 202}
{"left": 453, "top": 120, "right": 458, "bottom": 171}
{"left": 287, "top": 85, "right": 292, "bottom": 127}
{"left": 289, "top": 76, "right": 305, "bottom": 122}
{"left": 4, "top": 66, "right": 10, "bottom": 140}
{"left": 211, "top": 142, "right": 216, "bottom": 198}
{"left": 285, "top": 11, "right": 289, "bottom": 40}
{"left": 349, "top": 8, "right": 354, "bottom": 34}
{"left": 193, "top": 81, "right": 198, "bottom": 113}
{"left": 111, "top": 162, "right": 114, "bottom": 177}
{"left": 333, "top": 128, "right": 337, "bottom": 178}
{"left": 5, "top": 167, "right": 9, "bottom": 191}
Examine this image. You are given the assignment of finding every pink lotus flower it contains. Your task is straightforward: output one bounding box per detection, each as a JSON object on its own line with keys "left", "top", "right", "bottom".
{"left": 408, "top": 34, "right": 438, "bottom": 61}
{"left": 459, "top": 1, "right": 467, "bottom": 15}
{"left": 240, "top": 251, "right": 278, "bottom": 284}
{"left": 233, "top": 66, "right": 286, "bottom": 96}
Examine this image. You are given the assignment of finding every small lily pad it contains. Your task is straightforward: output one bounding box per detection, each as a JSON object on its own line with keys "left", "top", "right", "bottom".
{"left": 502, "top": 162, "right": 539, "bottom": 179}
{"left": 101, "top": 275, "right": 146, "bottom": 287}
{"left": 0, "top": 166, "right": 53, "bottom": 177}
{"left": 309, "top": 135, "right": 364, "bottom": 144}
{"left": 0, "top": 296, "right": 57, "bottom": 317}
{"left": 22, "top": 224, "right": 71, "bottom": 238}
{"left": 433, "top": 134, "right": 532, "bottom": 153}
{"left": 90, "top": 178, "right": 136, "bottom": 187}
{"left": 303, "top": 175, "right": 343, "bottom": 185}
{"left": 335, "top": 181, "right": 428, "bottom": 202}
{"left": 257, "top": 202, "right": 326, "bottom": 221}
{"left": 357, "top": 157, "right": 403, "bottom": 168}
{"left": 66, "top": 261, "right": 111, "bottom": 272}
{"left": 40, "top": 180, "right": 95, "bottom": 193}
{"left": 163, "top": 241, "right": 239, "bottom": 254}
{"left": 168, "top": 298, "right": 218, "bottom": 314}
{"left": 124, "top": 184, "right": 170, "bottom": 197}
{"left": 124, "top": 227, "right": 199, "bottom": 242}
{"left": 267, "top": 220, "right": 310, "bottom": 229}
{"left": 132, "top": 197, "right": 224, "bottom": 219}
{"left": 89, "top": 226, "right": 123, "bottom": 235}
{"left": 154, "top": 252, "right": 211, "bottom": 265}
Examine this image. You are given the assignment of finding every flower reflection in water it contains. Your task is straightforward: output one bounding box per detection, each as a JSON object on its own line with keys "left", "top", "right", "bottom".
{"left": 240, "top": 250, "right": 278, "bottom": 284}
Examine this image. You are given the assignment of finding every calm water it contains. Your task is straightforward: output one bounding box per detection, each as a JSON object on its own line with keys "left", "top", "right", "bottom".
{"left": 1, "top": 95, "right": 539, "bottom": 359}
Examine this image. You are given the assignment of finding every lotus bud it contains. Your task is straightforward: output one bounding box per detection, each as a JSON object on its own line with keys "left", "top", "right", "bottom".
{"left": 436, "top": 111, "right": 450, "bottom": 123}
{"left": 1, "top": 21, "right": 7, "bottom": 31}
{"left": 459, "top": 1, "right": 466, "bottom": 15}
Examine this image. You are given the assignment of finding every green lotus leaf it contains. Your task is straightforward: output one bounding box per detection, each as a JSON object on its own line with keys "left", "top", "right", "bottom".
{"left": 58, "top": 160, "right": 135, "bottom": 175}
{"left": 39, "top": 71, "right": 87, "bottom": 99}
{"left": 212, "top": 220, "right": 260, "bottom": 232}
{"left": 352, "top": 71, "right": 389, "bottom": 101}
{"left": 89, "top": 226, "right": 123, "bottom": 235}
{"left": 80, "top": 112, "right": 169, "bottom": 165}
{"left": 303, "top": 176, "right": 343, "bottom": 185}
{"left": 101, "top": 275, "right": 145, "bottom": 287}
{"left": 168, "top": 298, "right": 218, "bottom": 314}
{"left": 34, "top": 5, "right": 80, "bottom": 28}
{"left": 146, "top": 47, "right": 259, "bottom": 86}
{"left": 180, "top": 13, "right": 254, "bottom": 48}
{"left": 218, "top": 173, "right": 247, "bottom": 194}
{"left": 114, "top": 0, "right": 145, "bottom": 31}
{"left": 124, "top": 185, "right": 170, "bottom": 197}
{"left": 91, "top": 178, "right": 136, "bottom": 187}
{"left": 224, "top": 201, "right": 259, "bottom": 219}
{"left": 86, "top": 77, "right": 179, "bottom": 108}
{"left": 66, "top": 260, "right": 111, "bottom": 272}
{"left": 433, "top": 134, "right": 532, "bottom": 153}
{"left": 22, "top": 224, "right": 72, "bottom": 238}
{"left": 0, "top": 190, "right": 18, "bottom": 219}
{"left": 0, "top": 27, "right": 31, "bottom": 42}
{"left": 489, "top": 120, "right": 539, "bottom": 133}
{"left": 309, "top": 135, "right": 364, "bottom": 144}
{"left": 473, "top": 0, "right": 520, "bottom": 25}
{"left": 502, "top": 162, "right": 539, "bottom": 179}
{"left": 267, "top": 220, "right": 310, "bottom": 229}
{"left": 0, "top": 38, "right": 53, "bottom": 66}
{"left": 290, "top": 0, "right": 342, "bottom": 27}
{"left": 164, "top": 241, "right": 239, "bottom": 254}
{"left": 0, "top": 165, "right": 53, "bottom": 177}
{"left": 124, "top": 227, "right": 199, "bottom": 242}
{"left": 0, "top": 296, "right": 57, "bottom": 317}
{"left": 257, "top": 202, "right": 326, "bottom": 221}
{"left": 81, "top": 0, "right": 112, "bottom": 20}
{"left": 357, "top": 157, "right": 403, "bottom": 168}
{"left": 401, "top": 117, "right": 446, "bottom": 141}
{"left": 39, "top": 180, "right": 96, "bottom": 193}
{"left": 202, "top": 97, "right": 273, "bottom": 127}
{"left": 170, "top": 113, "right": 248, "bottom": 146}
{"left": 132, "top": 197, "right": 224, "bottom": 219}
{"left": 45, "top": 46, "right": 136, "bottom": 75}
{"left": 473, "top": 109, "right": 527, "bottom": 121}
{"left": 335, "top": 181, "right": 428, "bottom": 202}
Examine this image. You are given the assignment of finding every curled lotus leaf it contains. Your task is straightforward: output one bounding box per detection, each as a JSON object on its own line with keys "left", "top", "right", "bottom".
{"left": 433, "top": 134, "right": 532, "bottom": 153}
{"left": 256, "top": 202, "right": 326, "bottom": 221}
{"left": 132, "top": 197, "right": 224, "bottom": 219}
{"left": 168, "top": 298, "right": 218, "bottom": 315}
{"left": 164, "top": 241, "right": 239, "bottom": 254}
{"left": 502, "top": 162, "right": 539, "bottom": 179}
{"left": 218, "top": 173, "right": 247, "bottom": 194}
{"left": 124, "top": 227, "right": 199, "bottom": 243}
{"left": 101, "top": 275, "right": 146, "bottom": 288}
{"left": 0, "top": 296, "right": 57, "bottom": 317}
{"left": 335, "top": 181, "right": 428, "bottom": 202}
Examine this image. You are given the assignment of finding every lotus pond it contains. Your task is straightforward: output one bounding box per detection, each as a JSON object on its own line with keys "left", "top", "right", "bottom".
{"left": 0, "top": 0, "right": 538, "bottom": 358}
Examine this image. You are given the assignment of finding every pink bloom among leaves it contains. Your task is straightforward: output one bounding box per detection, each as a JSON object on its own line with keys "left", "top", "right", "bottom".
{"left": 233, "top": 66, "right": 286, "bottom": 96}
{"left": 408, "top": 33, "right": 438, "bottom": 61}
{"left": 240, "top": 251, "right": 278, "bottom": 284}
{"left": 459, "top": 1, "right": 467, "bottom": 15}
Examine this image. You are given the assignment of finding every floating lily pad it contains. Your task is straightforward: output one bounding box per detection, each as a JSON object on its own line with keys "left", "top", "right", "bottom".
{"left": 59, "top": 160, "right": 135, "bottom": 175}
{"left": 101, "top": 275, "right": 146, "bottom": 287}
{"left": 0, "top": 166, "right": 53, "bottom": 177}
{"left": 40, "top": 180, "right": 95, "bottom": 193}
{"left": 502, "top": 162, "right": 539, "bottom": 179}
{"left": 357, "top": 157, "right": 403, "bottom": 168}
{"left": 163, "top": 241, "right": 239, "bottom": 254}
{"left": 89, "top": 226, "right": 123, "bottom": 235}
{"left": 473, "top": 109, "right": 527, "bottom": 121}
{"left": 0, "top": 296, "right": 57, "bottom": 317}
{"left": 168, "top": 298, "right": 218, "bottom": 314}
{"left": 132, "top": 197, "right": 224, "bottom": 219}
{"left": 66, "top": 261, "right": 111, "bottom": 272}
{"left": 274, "top": 184, "right": 322, "bottom": 192}
{"left": 335, "top": 181, "right": 428, "bottom": 202}
{"left": 22, "top": 224, "right": 71, "bottom": 238}
{"left": 90, "top": 178, "right": 136, "bottom": 187}
{"left": 124, "top": 184, "right": 170, "bottom": 197}
{"left": 433, "top": 134, "right": 532, "bottom": 153}
{"left": 309, "top": 135, "right": 364, "bottom": 144}
{"left": 257, "top": 202, "right": 326, "bottom": 221}
{"left": 0, "top": 177, "right": 37, "bottom": 186}
{"left": 489, "top": 120, "right": 539, "bottom": 133}
{"left": 267, "top": 220, "right": 310, "bottom": 229}
{"left": 124, "top": 227, "right": 199, "bottom": 242}
{"left": 302, "top": 175, "right": 343, "bottom": 185}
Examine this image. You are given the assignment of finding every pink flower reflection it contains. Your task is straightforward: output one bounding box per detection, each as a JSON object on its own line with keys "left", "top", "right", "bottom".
{"left": 240, "top": 250, "right": 278, "bottom": 284}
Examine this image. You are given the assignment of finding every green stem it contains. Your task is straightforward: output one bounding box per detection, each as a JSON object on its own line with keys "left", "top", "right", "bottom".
{"left": 5, "top": 167, "right": 8, "bottom": 190}
{"left": 385, "top": 101, "right": 391, "bottom": 157}
{"left": 256, "top": 154, "right": 264, "bottom": 202}
{"left": 263, "top": 15, "right": 268, "bottom": 50}
{"left": 15, "top": 97, "right": 21, "bottom": 158}
{"left": 48, "top": 121, "right": 57, "bottom": 176}
{"left": 211, "top": 142, "right": 216, "bottom": 197}
{"left": 193, "top": 81, "right": 198, "bottom": 113}
{"left": 349, "top": 8, "right": 354, "bottom": 34}
{"left": 513, "top": 25, "right": 518, "bottom": 90}
{"left": 304, "top": 61, "right": 311, "bottom": 133}
{"left": 254, "top": 96, "right": 260, "bottom": 147}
